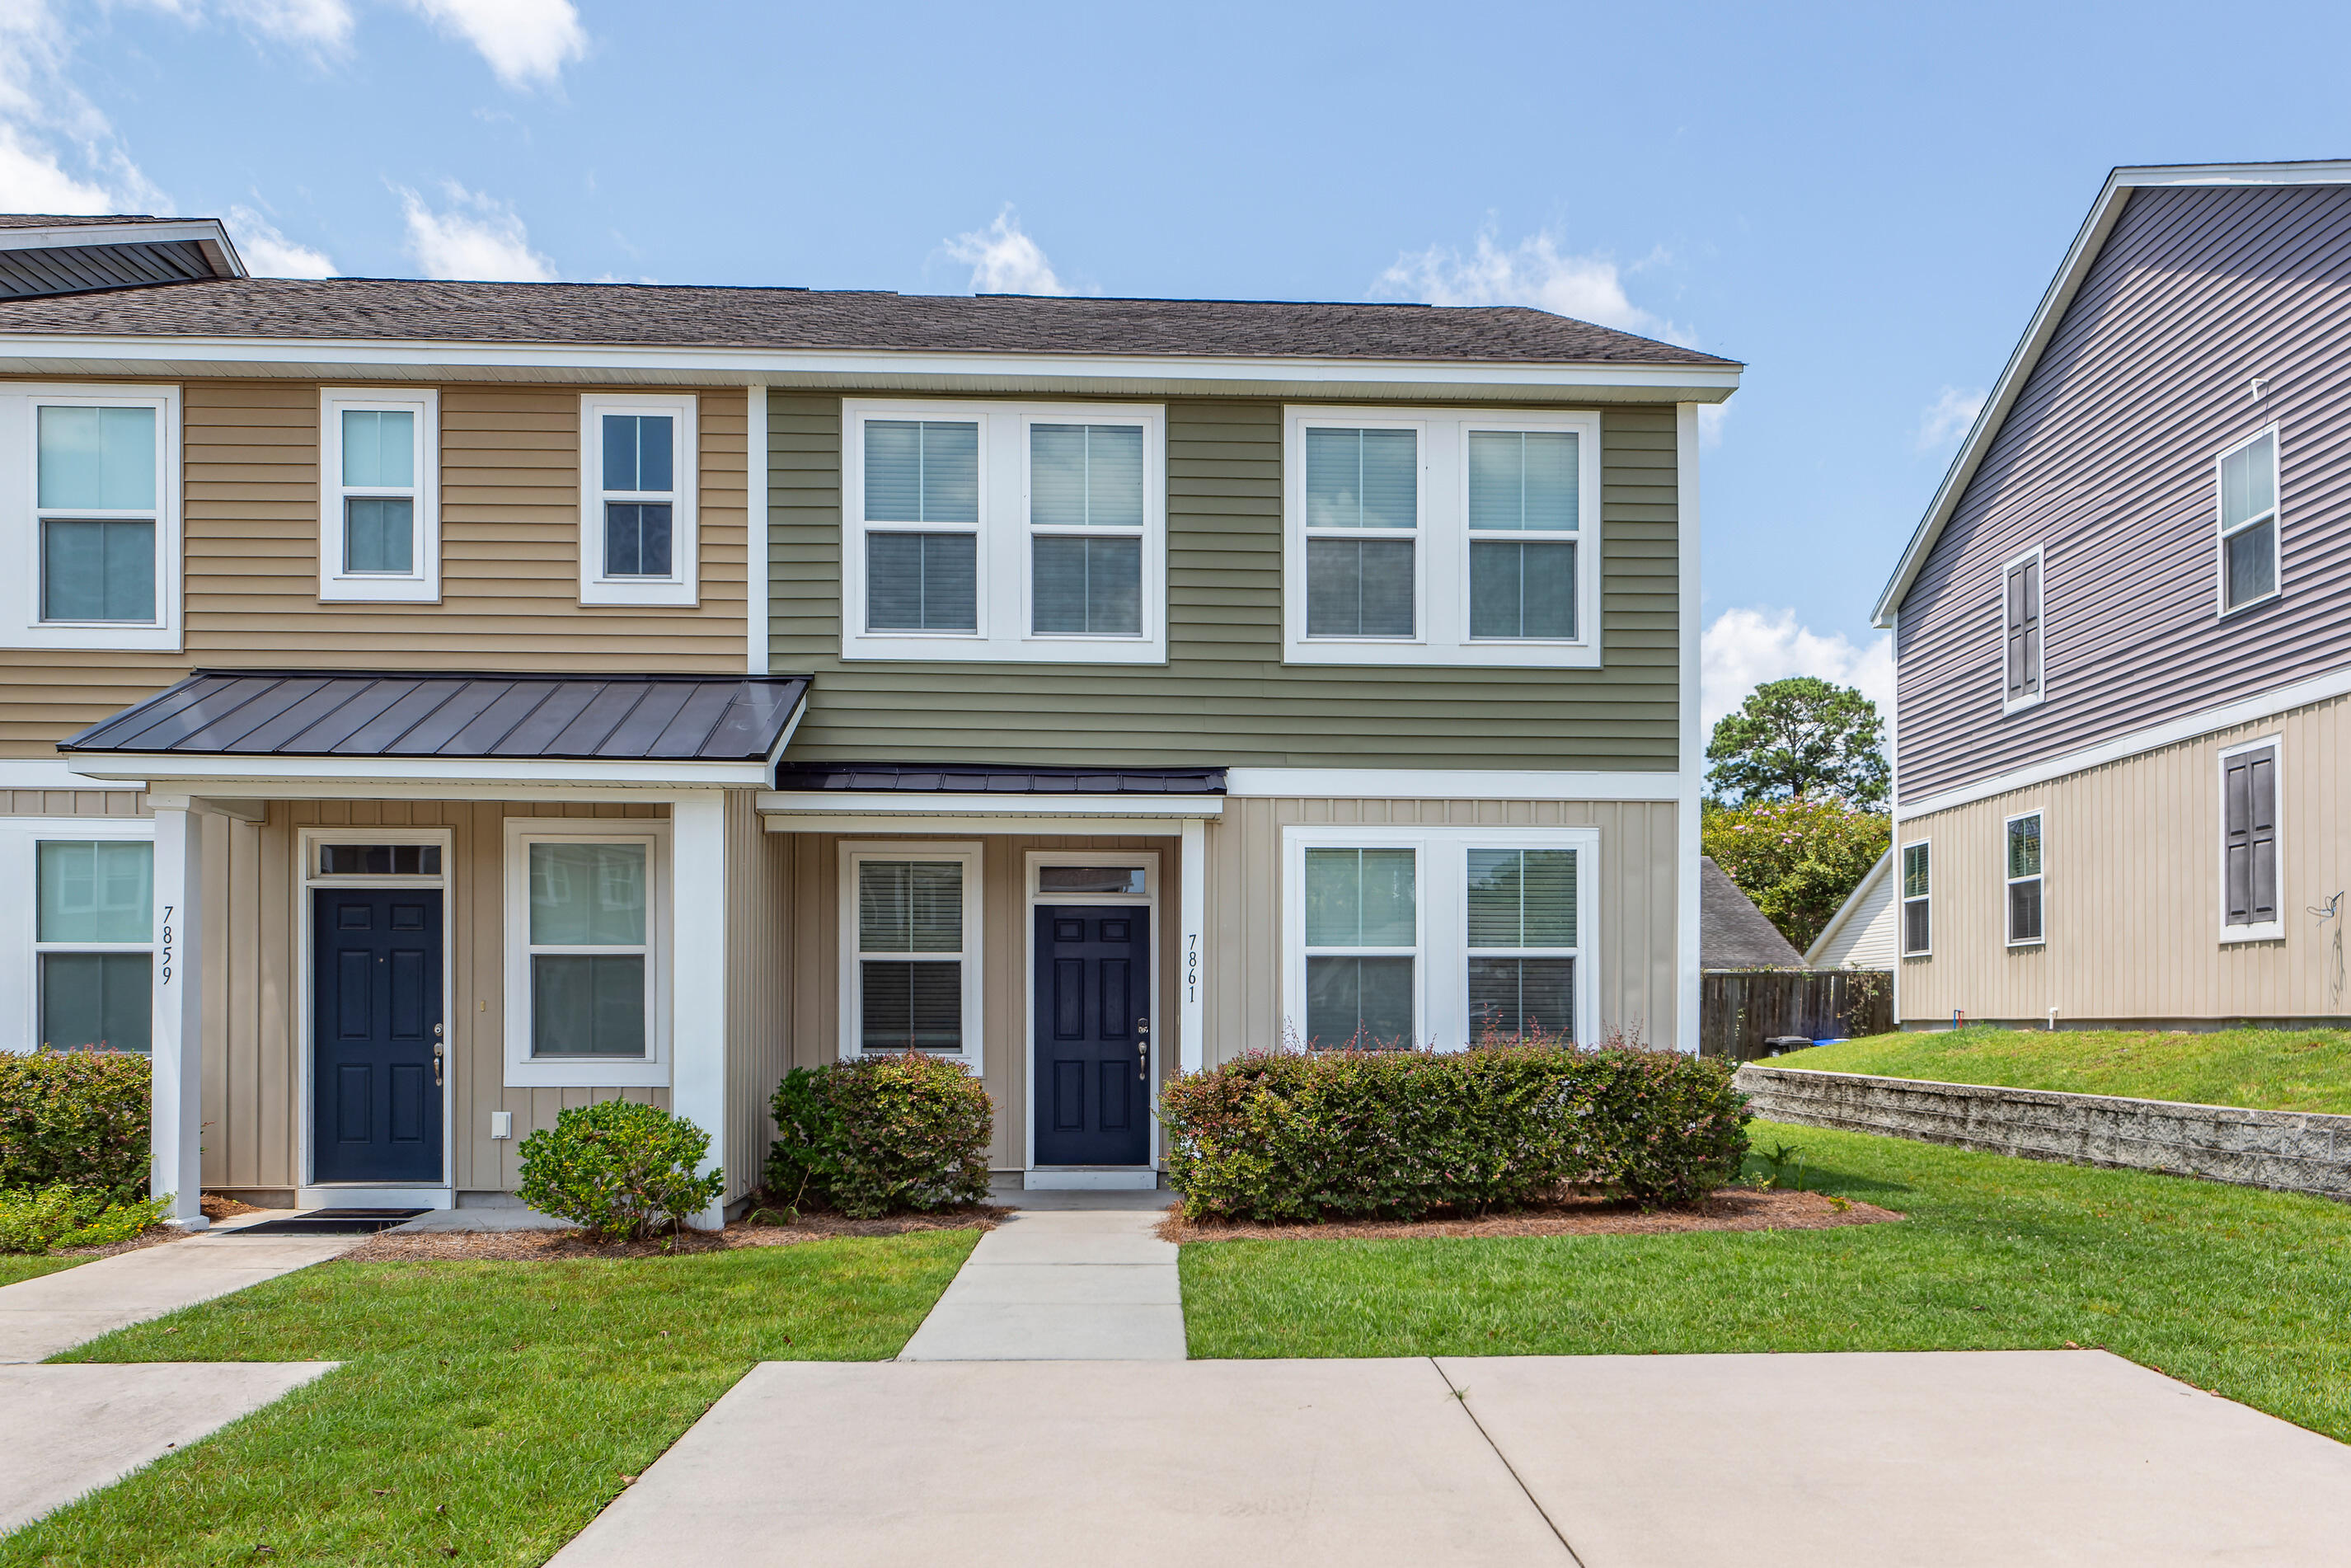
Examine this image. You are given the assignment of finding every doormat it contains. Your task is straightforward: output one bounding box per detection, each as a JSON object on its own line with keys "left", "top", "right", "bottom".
{"left": 226, "top": 1208, "right": 429, "bottom": 1236}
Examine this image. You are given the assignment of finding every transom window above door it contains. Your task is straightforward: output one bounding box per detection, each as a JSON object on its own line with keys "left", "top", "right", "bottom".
{"left": 0, "top": 386, "right": 180, "bottom": 651}
{"left": 320, "top": 389, "right": 439, "bottom": 603}
{"left": 1283, "top": 406, "right": 1602, "bottom": 668}
{"left": 841, "top": 401, "right": 1166, "bottom": 664}
{"left": 580, "top": 394, "right": 698, "bottom": 606}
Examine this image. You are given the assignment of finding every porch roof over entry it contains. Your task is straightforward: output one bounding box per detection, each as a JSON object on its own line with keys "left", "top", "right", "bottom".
{"left": 59, "top": 669, "right": 811, "bottom": 789}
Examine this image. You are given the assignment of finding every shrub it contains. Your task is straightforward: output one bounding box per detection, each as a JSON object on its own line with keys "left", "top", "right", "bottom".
{"left": 514, "top": 1100, "right": 725, "bottom": 1242}
{"left": 767, "top": 1054, "right": 992, "bottom": 1219}
{"left": 1160, "top": 1043, "right": 1749, "bottom": 1222}
{"left": 0, "top": 1184, "right": 168, "bottom": 1254}
{"left": 0, "top": 1049, "right": 150, "bottom": 1199}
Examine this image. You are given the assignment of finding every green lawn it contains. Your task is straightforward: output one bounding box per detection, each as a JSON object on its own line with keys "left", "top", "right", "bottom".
{"left": 1180, "top": 1121, "right": 2351, "bottom": 1440}
{"left": 1770, "top": 1026, "right": 2351, "bottom": 1112}
{"left": 2, "top": 1232, "right": 976, "bottom": 1567}
{"left": 0, "top": 1255, "right": 89, "bottom": 1289}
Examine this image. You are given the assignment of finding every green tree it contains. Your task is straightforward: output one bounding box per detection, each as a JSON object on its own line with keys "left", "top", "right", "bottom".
{"left": 1706, "top": 676, "right": 1890, "bottom": 810}
{"left": 1702, "top": 796, "right": 1891, "bottom": 951}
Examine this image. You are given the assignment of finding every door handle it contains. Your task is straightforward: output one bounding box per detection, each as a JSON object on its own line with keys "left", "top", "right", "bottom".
{"left": 433, "top": 1036, "right": 445, "bottom": 1088}
{"left": 1137, "top": 1035, "right": 1148, "bottom": 1080}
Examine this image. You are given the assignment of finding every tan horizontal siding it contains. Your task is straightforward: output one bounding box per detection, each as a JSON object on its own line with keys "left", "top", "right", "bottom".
{"left": 0, "top": 379, "right": 751, "bottom": 755}
{"left": 0, "top": 789, "right": 148, "bottom": 817}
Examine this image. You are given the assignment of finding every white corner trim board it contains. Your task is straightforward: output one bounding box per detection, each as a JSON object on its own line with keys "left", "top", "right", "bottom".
{"left": 1673, "top": 401, "right": 1703, "bottom": 1055}
{"left": 1896, "top": 661, "right": 2351, "bottom": 820}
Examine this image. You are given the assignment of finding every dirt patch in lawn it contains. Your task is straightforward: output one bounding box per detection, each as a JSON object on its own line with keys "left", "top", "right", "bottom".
{"left": 1160, "top": 1186, "right": 1901, "bottom": 1243}
{"left": 341, "top": 1206, "right": 1009, "bottom": 1263}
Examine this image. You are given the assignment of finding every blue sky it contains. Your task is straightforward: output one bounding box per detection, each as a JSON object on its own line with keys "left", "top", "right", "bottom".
{"left": 9, "top": 0, "right": 2351, "bottom": 721}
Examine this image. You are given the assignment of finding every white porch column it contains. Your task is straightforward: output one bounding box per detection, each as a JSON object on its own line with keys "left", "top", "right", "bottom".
{"left": 149, "top": 802, "right": 208, "bottom": 1228}
{"left": 669, "top": 790, "right": 728, "bottom": 1229}
{"left": 1179, "top": 817, "right": 1205, "bottom": 1073}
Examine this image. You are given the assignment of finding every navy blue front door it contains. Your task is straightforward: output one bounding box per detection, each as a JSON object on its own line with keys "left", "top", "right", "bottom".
{"left": 1034, "top": 905, "right": 1152, "bottom": 1166}
{"left": 312, "top": 888, "right": 443, "bottom": 1184}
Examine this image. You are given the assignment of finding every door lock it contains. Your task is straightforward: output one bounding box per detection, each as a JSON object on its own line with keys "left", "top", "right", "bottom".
{"left": 433, "top": 1037, "right": 445, "bottom": 1088}
{"left": 1137, "top": 1035, "right": 1148, "bottom": 1080}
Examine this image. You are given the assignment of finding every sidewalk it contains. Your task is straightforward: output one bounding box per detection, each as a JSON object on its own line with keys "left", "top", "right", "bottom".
{"left": 0, "top": 1222, "right": 357, "bottom": 1364}
{"left": 897, "top": 1198, "right": 1182, "bottom": 1361}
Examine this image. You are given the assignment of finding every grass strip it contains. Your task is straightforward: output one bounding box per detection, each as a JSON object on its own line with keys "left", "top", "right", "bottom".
{"left": 1180, "top": 1120, "right": 2351, "bottom": 1440}
{"left": 1771, "top": 1026, "right": 2351, "bottom": 1113}
{"left": 2, "top": 1230, "right": 976, "bottom": 1566}
{"left": 0, "top": 1254, "right": 87, "bottom": 1289}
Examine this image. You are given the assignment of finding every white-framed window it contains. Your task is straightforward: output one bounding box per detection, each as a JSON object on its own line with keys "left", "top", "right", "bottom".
{"left": 1283, "top": 406, "right": 1601, "bottom": 668}
{"left": 2004, "top": 810, "right": 2044, "bottom": 947}
{"left": 2001, "top": 545, "right": 2044, "bottom": 711}
{"left": 580, "top": 393, "right": 697, "bottom": 607}
{"left": 2215, "top": 425, "right": 2280, "bottom": 614}
{"left": 320, "top": 388, "right": 439, "bottom": 603}
{"left": 0, "top": 385, "right": 180, "bottom": 651}
{"left": 840, "top": 399, "right": 1166, "bottom": 664}
{"left": 35, "top": 836, "right": 154, "bottom": 1053}
{"left": 1900, "top": 839, "right": 1931, "bottom": 957}
{"left": 838, "top": 843, "right": 983, "bottom": 1068}
{"left": 1282, "top": 824, "right": 1599, "bottom": 1051}
{"left": 502, "top": 818, "right": 670, "bottom": 1088}
{"left": 2219, "top": 738, "right": 2282, "bottom": 941}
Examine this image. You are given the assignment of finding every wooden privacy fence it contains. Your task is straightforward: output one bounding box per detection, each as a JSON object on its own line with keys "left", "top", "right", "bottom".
{"left": 1699, "top": 970, "right": 1892, "bottom": 1061}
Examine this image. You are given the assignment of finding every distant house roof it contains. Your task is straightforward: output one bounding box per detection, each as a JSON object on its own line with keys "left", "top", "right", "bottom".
{"left": 0, "top": 272, "right": 1739, "bottom": 367}
{"left": 1804, "top": 849, "right": 1893, "bottom": 967}
{"left": 1701, "top": 857, "right": 1806, "bottom": 969}
{"left": 0, "top": 214, "right": 243, "bottom": 300}
{"left": 60, "top": 669, "right": 809, "bottom": 765}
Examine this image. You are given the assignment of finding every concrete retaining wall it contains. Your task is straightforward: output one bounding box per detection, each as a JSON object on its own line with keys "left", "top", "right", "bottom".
{"left": 1734, "top": 1065, "right": 2351, "bottom": 1200}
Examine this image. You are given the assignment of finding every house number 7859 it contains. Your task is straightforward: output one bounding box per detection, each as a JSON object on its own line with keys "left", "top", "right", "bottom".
{"left": 158, "top": 904, "right": 175, "bottom": 984}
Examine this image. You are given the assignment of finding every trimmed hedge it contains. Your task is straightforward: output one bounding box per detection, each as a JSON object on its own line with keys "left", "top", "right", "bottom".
{"left": 767, "top": 1054, "right": 992, "bottom": 1218}
{"left": 0, "top": 1049, "right": 150, "bottom": 1199}
{"left": 515, "top": 1101, "right": 726, "bottom": 1242}
{"left": 1160, "top": 1044, "right": 1749, "bottom": 1221}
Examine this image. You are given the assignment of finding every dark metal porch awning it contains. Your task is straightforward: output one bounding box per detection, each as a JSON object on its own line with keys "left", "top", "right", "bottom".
{"left": 61, "top": 669, "right": 811, "bottom": 768}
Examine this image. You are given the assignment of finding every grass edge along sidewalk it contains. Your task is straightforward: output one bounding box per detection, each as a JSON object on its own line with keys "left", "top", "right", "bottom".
{"left": 0, "top": 1229, "right": 977, "bottom": 1567}
{"left": 1180, "top": 1120, "right": 2351, "bottom": 1444}
{"left": 1771, "top": 1027, "right": 2351, "bottom": 1115}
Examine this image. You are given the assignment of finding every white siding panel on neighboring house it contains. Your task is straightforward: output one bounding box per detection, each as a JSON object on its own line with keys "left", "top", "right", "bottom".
{"left": 1807, "top": 854, "right": 1897, "bottom": 969}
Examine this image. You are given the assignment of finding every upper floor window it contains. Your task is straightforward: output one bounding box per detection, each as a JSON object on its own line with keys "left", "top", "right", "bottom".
{"left": 2220, "top": 739, "right": 2280, "bottom": 940}
{"left": 1283, "top": 406, "right": 1601, "bottom": 668}
{"left": 320, "top": 389, "right": 438, "bottom": 603}
{"left": 2005, "top": 810, "right": 2044, "bottom": 947}
{"left": 2001, "top": 546, "right": 2043, "bottom": 711}
{"left": 1900, "top": 841, "right": 1931, "bottom": 956}
{"left": 580, "top": 393, "right": 697, "bottom": 607}
{"left": 2216, "top": 427, "right": 2280, "bottom": 613}
{"left": 0, "top": 386, "right": 179, "bottom": 653}
{"left": 841, "top": 400, "right": 1166, "bottom": 664}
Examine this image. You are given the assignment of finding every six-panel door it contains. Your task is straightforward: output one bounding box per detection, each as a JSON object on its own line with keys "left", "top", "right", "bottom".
{"left": 1032, "top": 904, "right": 1152, "bottom": 1166}
{"left": 312, "top": 888, "right": 444, "bottom": 1183}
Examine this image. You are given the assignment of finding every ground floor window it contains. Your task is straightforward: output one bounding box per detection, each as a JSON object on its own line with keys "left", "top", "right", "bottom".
{"left": 1283, "top": 824, "right": 1598, "bottom": 1051}
{"left": 2005, "top": 811, "right": 2044, "bottom": 946}
{"left": 36, "top": 838, "right": 153, "bottom": 1051}
{"left": 503, "top": 819, "right": 669, "bottom": 1088}
{"left": 840, "top": 843, "right": 983, "bottom": 1066}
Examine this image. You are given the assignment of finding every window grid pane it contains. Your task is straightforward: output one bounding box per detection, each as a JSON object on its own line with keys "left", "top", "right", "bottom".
{"left": 2224, "top": 520, "right": 2275, "bottom": 607}
{"left": 1466, "top": 848, "right": 1576, "bottom": 949}
{"left": 1031, "top": 423, "right": 1144, "bottom": 528}
{"left": 37, "top": 406, "right": 156, "bottom": 511}
{"left": 1304, "top": 847, "right": 1416, "bottom": 948}
{"left": 1469, "top": 540, "right": 1575, "bottom": 639}
{"left": 528, "top": 843, "right": 647, "bottom": 946}
{"left": 1468, "top": 956, "right": 1574, "bottom": 1040}
{"left": 1305, "top": 427, "right": 1416, "bottom": 530}
{"left": 2006, "top": 817, "right": 2042, "bottom": 880}
{"left": 866, "top": 532, "right": 978, "bottom": 631}
{"left": 40, "top": 519, "right": 155, "bottom": 622}
{"left": 38, "top": 840, "right": 153, "bottom": 943}
{"left": 1306, "top": 538, "right": 1414, "bottom": 637}
{"left": 345, "top": 498, "right": 415, "bottom": 574}
{"left": 1033, "top": 535, "right": 1141, "bottom": 636}
{"left": 861, "top": 960, "right": 964, "bottom": 1051}
{"left": 41, "top": 952, "right": 151, "bottom": 1053}
{"left": 866, "top": 420, "right": 978, "bottom": 523}
{"left": 604, "top": 503, "right": 673, "bottom": 577}
{"left": 341, "top": 408, "right": 415, "bottom": 489}
{"left": 2220, "top": 432, "right": 2275, "bottom": 531}
{"left": 602, "top": 414, "right": 674, "bottom": 494}
{"left": 1305, "top": 955, "right": 1415, "bottom": 1049}
{"left": 1466, "top": 430, "right": 1578, "bottom": 532}
{"left": 1902, "top": 843, "right": 1930, "bottom": 899}
{"left": 531, "top": 954, "right": 646, "bottom": 1056}
{"left": 857, "top": 861, "right": 963, "bottom": 954}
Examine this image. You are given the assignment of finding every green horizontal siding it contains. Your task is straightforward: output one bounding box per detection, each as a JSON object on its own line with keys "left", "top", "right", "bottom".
{"left": 767, "top": 396, "right": 1682, "bottom": 769}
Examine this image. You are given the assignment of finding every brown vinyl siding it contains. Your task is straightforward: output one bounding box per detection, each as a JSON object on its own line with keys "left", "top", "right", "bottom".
{"left": 768, "top": 396, "right": 1682, "bottom": 768}
{"left": 1895, "top": 692, "right": 2349, "bottom": 1026}
{"left": 1896, "top": 184, "right": 2351, "bottom": 805}
{"left": 722, "top": 788, "right": 791, "bottom": 1204}
{"left": 0, "top": 380, "right": 750, "bottom": 755}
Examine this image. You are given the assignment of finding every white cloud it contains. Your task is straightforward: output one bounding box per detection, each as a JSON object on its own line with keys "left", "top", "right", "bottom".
{"left": 402, "top": 0, "right": 586, "bottom": 89}
{"left": 944, "top": 207, "right": 1071, "bottom": 296}
{"left": 227, "top": 203, "right": 335, "bottom": 276}
{"left": 1697, "top": 402, "right": 1728, "bottom": 449}
{"left": 218, "top": 0, "right": 354, "bottom": 53}
{"left": 1375, "top": 228, "right": 1694, "bottom": 345}
{"left": 1915, "top": 386, "right": 1987, "bottom": 452}
{"left": 0, "top": 1, "right": 161, "bottom": 214}
{"left": 397, "top": 183, "right": 554, "bottom": 280}
{"left": 1701, "top": 607, "right": 1894, "bottom": 731}
{"left": 0, "top": 123, "right": 112, "bottom": 212}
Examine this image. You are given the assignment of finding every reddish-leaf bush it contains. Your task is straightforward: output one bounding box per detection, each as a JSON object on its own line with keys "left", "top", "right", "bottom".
{"left": 767, "top": 1053, "right": 993, "bottom": 1218}
{"left": 0, "top": 1049, "right": 150, "bottom": 1199}
{"left": 1160, "top": 1042, "right": 1748, "bottom": 1222}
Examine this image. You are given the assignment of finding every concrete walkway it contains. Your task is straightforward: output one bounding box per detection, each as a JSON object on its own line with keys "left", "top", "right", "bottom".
{"left": 897, "top": 1197, "right": 1182, "bottom": 1361}
{"left": 550, "top": 1351, "right": 2351, "bottom": 1567}
{"left": 0, "top": 1223, "right": 357, "bottom": 1364}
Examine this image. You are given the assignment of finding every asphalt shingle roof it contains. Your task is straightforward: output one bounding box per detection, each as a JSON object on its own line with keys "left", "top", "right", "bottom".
{"left": 1700, "top": 857, "right": 1806, "bottom": 969}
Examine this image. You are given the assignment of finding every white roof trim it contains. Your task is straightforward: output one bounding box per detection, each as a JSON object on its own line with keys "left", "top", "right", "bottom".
{"left": 755, "top": 791, "right": 1221, "bottom": 819}
{"left": 1802, "top": 847, "right": 1890, "bottom": 966}
{"left": 1872, "top": 160, "right": 2351, "bottom": 628}
{"left": 1, "top": 218, "right": 244, "bottom": 275}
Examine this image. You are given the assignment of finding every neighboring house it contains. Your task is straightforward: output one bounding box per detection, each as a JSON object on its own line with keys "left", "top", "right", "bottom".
{"left": 1699, "top": 857, "right": 1803, "bottom": 969}
{"left": 0, "top": 212, "right": 1739, "bottom": 1221}
{"left": 1876, "top": 162, "right": 2350, "bottom": 1031}
{"left": 1804, "top": 849, "right": 1895, "bottom": 969}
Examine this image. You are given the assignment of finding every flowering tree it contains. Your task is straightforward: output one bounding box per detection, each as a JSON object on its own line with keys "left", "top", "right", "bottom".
{"left": 1702, "top": 795, "right": 1890, "bottom": 951}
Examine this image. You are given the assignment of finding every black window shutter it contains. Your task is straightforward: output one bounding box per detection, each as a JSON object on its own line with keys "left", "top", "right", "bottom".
{"left": 2022, "top": 556, "right": 2042, "bottom": 694}
{"left": 2224, "top": 747, "right": 2278, "bottom": 926}
{"left": 2004, "top": 563, "right": 2027, "bottom": 701}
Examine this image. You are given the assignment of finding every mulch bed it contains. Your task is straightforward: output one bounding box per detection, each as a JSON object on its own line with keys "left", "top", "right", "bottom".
{"left": 1158, "top": 1186, "right": 1902, "bottom": 1243}
{"left": 340, "top": 1206, "right": 1010, "bottom": 1263}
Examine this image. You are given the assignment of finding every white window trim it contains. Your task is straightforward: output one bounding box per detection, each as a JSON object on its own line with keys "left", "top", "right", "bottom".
{"left": 0, "top": 383, "right": 181, "bottom": 651}
{"left": 2003, "top": 809, "right": 2046, "bottom": 949}
{"left": 1899, "top": 838, "right": 1932, "bottom": 958}
{"left": 2217, "top": 735, "right": 2285, "bottom": 944}
{"left": 1280, "top": 823, "right": 1600, "bottom": 1053}
{"left": 837, "top": 841, "right": 984, "bottom": 1072}
{"left": 502, "top": 816, "right": 672, "bottom": 1088}
{"left": 1022, "top": 848, "right": 1161, "bottom": 1171}
{"left": 1998, "top": 543, "right": 2045, "bottom": 715}
{"left": 2214, "top": 423, "right": 2283, "bottom": 618}
{"left": 0, "top": 819, "right": 155, "bottom": 1054}
{"left": 1282, "top": 405, "right": 1602, "bottom": 669}
{"left": 580, "top": 392, "right": 698, "bottom": 607}
{"left": 839, "top": 399, "right": 1166, "bottom": 664}
{"left": 319, "top": 387, "right": 439, "bottom": 603}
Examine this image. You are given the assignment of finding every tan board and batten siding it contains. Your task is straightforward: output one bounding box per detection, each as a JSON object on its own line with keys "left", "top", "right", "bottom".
{"left": 1898, "top": 692, "right": 2349, "bottom": 1027}
{"left": 0, "top": 380, "right": 750, "bottom": 754}
{"left": 770, "top": 397, "right": 1683, "bottom": 768}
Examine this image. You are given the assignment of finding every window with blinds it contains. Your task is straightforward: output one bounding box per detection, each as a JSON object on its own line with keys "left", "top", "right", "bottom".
{"left": 852, "top": 856, "right": 975, "bottom": 1053}
{"left": 2216, "top": 428, "right": 2280, "bottom": 613}
{"left": 1466, "top": 847, "right": 1578, "bottom": 1040}
{"left": 36, "top": 403, "right": 159, "bottom": 626}
{"left": 1900, "top": 841, "right": 1931, "bottom": 956}
{"left": 1466, "top": 430, "right": 1579, "bottom": 641}
{"left": 35, "top": 838, "right": 153, "bottom": 1052}
{"left": 1030, "top": 422, "right": 1144, "bottom": 636}
{"left": 1302, "top": 426, "right": 1418, "bottom": 638}
{"left": 2002, "top": 548, "right": 2043, "bottom": 708}
{"left": 1302, "top": 847, "right": 1418, "bottom": 1048}
{"left": 2005, "top": 812, "right": 2044, "bottom": 946}
{"left": 2221, "top": 744, "right": 2279, "bottom": 934}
